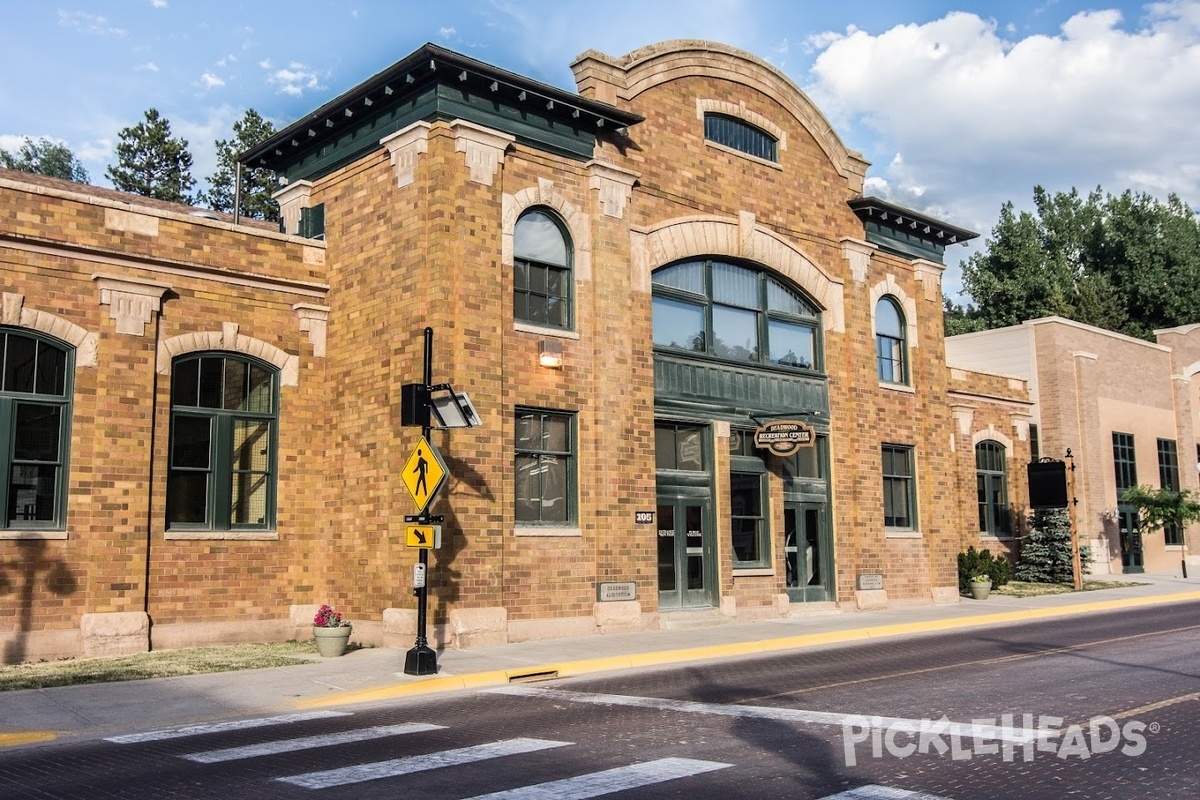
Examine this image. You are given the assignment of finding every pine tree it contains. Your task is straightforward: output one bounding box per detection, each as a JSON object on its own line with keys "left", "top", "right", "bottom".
{"left": 0, "top": 137, "right": 90, "bottom": 183}
{"left": 199, "top": 109, "right": 279, "bottom": 221}
{"left": 1016, "top": 508, "right": 1090, "bottom": 583}
{"left": 105, "top": 108, "right": 196, "bottom": 204}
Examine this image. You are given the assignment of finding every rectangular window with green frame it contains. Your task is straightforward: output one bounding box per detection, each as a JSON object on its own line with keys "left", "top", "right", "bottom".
{"left": 1157, "top": 438, "right": 1183, "bottom": 546}
{"left": 882, "top": 443, "right": 917, "bottom": 531}
{"left": 166, "top": 354, "right": 277, "bottom": 531}
{"left": 729, "top": 428, "right": 770, "bottom": 568}
{"left": 515, "top": 408, "right": 575, "bottom": 525}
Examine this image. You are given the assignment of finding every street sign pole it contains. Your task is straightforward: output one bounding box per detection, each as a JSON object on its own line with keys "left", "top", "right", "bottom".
{"left": 405, "top": 327, "right": 439, "bottom": 676}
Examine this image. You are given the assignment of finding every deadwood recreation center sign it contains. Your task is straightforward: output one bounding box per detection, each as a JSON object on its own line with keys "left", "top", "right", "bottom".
{"left": 754, "top": 420, "right": 815, "bottom": 457}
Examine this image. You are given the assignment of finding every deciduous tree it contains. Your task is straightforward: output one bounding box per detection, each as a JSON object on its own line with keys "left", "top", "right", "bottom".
{"left": 0, "top": 137, "right": 90, "bottom": 183}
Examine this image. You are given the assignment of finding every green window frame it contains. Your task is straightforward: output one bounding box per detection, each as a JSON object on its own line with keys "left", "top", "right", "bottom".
{"left": 515, "top": 408, "right": 575, "bottom": 525}
{"left": 729, "top": 428, "right": 770, "bottom": 568}
{"left": 703, "top": 113, "right": 778, "bottom": 162}
{"left": 166, "top": 353, "right": 278, "bottom": 531}
{"left": 1157, "top": 438, "right": 1183, "bottom": 546}
{"left": 1, "top": 329, "right": 72, "bottom": 530}
{"left": 882, "top": 444, "right": 917, "bottom": 530}
{"left": 976, "top": 440, "right": 1010, "bottom": 536}
{"left": 514, "top": 208, "right": 572, "bottom": 330}
{"left": 651, "top": 259, "right": 822, "bottom": 372}
{"left": 875, "top": 296, "right": 907, "bottom": 384}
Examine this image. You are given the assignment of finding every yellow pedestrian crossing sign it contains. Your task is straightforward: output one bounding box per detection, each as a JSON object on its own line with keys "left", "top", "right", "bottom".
{"left": 402, "top": 437, "right": 447, "bottom": 513}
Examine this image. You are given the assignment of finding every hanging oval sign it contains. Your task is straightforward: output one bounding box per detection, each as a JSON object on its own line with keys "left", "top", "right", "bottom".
{"left": 753, "top": 420, "right": 815, "bottom": 457}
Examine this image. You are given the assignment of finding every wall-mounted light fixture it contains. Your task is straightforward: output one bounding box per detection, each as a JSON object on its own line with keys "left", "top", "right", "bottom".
{"left": 538, "top": 340, "right": 563, "bottom": 369}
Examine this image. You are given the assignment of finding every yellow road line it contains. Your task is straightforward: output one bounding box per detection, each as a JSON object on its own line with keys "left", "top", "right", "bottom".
{"left": 294, "top": 590, "right": 1200, "bottom": 709}
{"left": 0, "top": 732, "right": 59, "bottom": 747}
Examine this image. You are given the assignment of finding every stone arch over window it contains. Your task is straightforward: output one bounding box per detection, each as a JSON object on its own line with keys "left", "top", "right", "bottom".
{"left": 632, "top": 214, "right": 845, "bottom": 333}
{"left": 1, "top": 292, "right": 97, "bottom": 368}
{"left": 158, "top": 323, "right": 298, "bottom": 387}
{"left": 503, "top": 180, "right": 591, "bottom": 283}
{"left": 571, "top": 40, "right": 869, "bottom": 192}
{"left": 972, "top": 427, "right": 1014, "bottom": 454}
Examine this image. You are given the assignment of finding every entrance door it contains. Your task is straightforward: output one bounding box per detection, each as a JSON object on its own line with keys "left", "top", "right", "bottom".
{"left": 784, "top": 502, "right": 831, "bottom": 602}
{"left": 1117, "top": 505, "right": 1144, "bottom": 573}
{"left": 657, "top": 498, "right": 715, "bottom": 609}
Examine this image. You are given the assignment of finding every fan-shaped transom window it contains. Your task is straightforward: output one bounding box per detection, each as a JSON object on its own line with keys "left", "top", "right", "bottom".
{"left": 704, "top": 113, "right": 778, "bottom": 162}
{"left": 652, "top": 259, "right": 821, "bottom": 371}
{"left": 514, "top": 208, "right": 572, "bottom": 330}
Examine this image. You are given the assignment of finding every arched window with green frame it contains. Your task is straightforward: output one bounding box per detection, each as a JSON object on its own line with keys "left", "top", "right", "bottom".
{"left": 167, "top": 352, "right": 278, "bottom": 531}
{"left": 1, "top": 328, "right": 72, "bottom": 529}
{"left": 651, "top": 259, "right": 822, "bottom": 372}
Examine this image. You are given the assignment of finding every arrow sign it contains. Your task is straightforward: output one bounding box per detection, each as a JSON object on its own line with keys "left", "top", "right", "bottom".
{"left": 406, "top": 524, "right": 438, "bottom": 549}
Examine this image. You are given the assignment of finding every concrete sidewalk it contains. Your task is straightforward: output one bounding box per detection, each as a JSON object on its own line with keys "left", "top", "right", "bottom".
{"left": 3, "top": 572, "right": 1198, "bottom": 749}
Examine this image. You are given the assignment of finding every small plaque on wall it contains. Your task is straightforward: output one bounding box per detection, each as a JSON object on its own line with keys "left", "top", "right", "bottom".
{"left": 597, "top": 582, "right": 637, "bottom": 602}
{"left": 857, "top": 573, "right": 885, "bottom": 591}
{"left": 635, "top": 511, "right": 654, "bottom": 524}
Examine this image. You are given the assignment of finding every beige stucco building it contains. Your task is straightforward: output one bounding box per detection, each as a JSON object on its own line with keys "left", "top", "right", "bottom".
{"left": 948, "top": 316, "right": 1200, "bottom": 574}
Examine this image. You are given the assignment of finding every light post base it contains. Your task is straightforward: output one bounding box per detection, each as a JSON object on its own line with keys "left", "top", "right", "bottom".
{"left": 404, "top": 644, "right": 438, "bottom": 675}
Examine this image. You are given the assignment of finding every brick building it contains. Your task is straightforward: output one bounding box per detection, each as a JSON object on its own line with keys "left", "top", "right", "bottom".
{"left": 948, "top": 317, "right": 1200, "bottom": 575}
{"left": 1, "top": 41, "right": 1031, "bottom": 663}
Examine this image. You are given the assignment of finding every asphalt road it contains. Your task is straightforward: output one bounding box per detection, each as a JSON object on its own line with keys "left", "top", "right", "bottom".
{"left": 1, "top": 601, "right": 1197, "bottom": 799}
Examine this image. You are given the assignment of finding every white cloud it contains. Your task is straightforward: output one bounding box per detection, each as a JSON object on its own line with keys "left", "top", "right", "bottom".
{"left": 136, "top": 62, "right": 159, "bottom": 72}
{"left": 805, "top": 5, "right": 1200, "bottom": 243}
{"left": 151, "top": 0, "right": 168, "bottom": 8}
{"left": 439, "top": 26, "right": 457, "bottom": 38}
{"left": 199, "top": 72, "right": 226, "bottom": 90}
{"left": 57, "top": 10, "right": 127, "bottom": 37}
{"left": 265, "top": 62, "right": 326, "bottom": 96}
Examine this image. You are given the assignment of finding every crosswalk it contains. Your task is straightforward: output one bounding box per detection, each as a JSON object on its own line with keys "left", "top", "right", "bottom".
{"left": 102, "top": 709, "right": 953, "bottom": 799}
{"left": 104, "top": 712, "right": 732, "bottom": 797}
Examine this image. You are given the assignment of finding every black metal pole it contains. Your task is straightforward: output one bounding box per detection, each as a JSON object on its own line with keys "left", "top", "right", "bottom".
{"left": 404, "top": 327, "right": 438, "bottom": 675}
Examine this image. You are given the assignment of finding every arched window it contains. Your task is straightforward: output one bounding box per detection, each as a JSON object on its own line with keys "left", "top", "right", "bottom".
{"left": 976, "top": 440, "right": 1009, "bottom": 536}
{"left": 704, "top": 113, "right": 778, "bottom": 162}
{"left": 167, "top": 353, "right": 278, "bottom": 531}
{"left": 1, "top": 329, "right": 72, "bottom": 529}
{"left": 514, "top": 208, "right": 572, "bottom": 330}
{"left": 875, "top": 296, "right": 906, "bottom": 384}
{"left": 651, "top": 259, "right": 821, "bottom": 371}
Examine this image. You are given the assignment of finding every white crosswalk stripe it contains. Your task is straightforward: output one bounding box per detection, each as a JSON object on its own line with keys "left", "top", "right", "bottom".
{"left": 460, "top": 757, "right": 733, "bottom": 799}
{"left": 181, "top": 722, "right": 446, "bottom": 763}
{"left": 819, "top": 786, "right": 953, "bottom": 800}
{"left": 103, "top": 711, "right": 351, "bottom": 744}
{"left": 275, "top": 736, "right": 574, "bottom": 789}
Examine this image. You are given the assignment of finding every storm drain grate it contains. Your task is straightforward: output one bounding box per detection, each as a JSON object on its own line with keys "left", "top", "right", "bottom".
{"left": 507, "top": 670, "right": 559, "bottom": 683}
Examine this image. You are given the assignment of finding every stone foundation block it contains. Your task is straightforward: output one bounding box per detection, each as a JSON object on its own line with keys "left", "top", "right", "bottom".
{"left": 80, "top": 611, "right": 149, "bottom": 657}
{"left": 931, "top": 586, "right": 960, "bottom": 604}
{"left": 447, "top": 606, "right": 507, "bottom": 649}
{"left": 854, "top": 588, "right": 888, "bottom": 611}
{"left": 593, "top": 600, "right": 642, "bottom": 634}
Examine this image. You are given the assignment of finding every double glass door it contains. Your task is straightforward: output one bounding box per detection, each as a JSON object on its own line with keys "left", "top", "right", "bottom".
{"left": 657, "top": 498, "right": 715, "bottom": 609}
{"left": 784, "top": 502, "right": 831, "bottom": 602}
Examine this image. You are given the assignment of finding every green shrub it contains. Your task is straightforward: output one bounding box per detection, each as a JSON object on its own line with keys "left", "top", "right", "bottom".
{"left": 957, "top": 546, "right": 1011, "bottom": 594}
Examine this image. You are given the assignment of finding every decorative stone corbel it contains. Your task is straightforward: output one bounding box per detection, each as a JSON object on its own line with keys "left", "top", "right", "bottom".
{"left": 93, "top": 275, "right": 171, "bottom": 337}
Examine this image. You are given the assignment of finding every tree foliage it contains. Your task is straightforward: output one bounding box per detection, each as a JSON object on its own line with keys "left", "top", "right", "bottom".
{"left": 1016, "top": 507, "right": 1091, "bottom": 584}
{"left": 0, "top": 137, "right": 90, "bottom": 183}
{"left": 105, "top": 108, "right": 196, "bottom": 204}
{"left": 953, "top": 186, "right": 1200, "bottom": 340}
{"left": 1120, "top": 484, "right": 1200, "bottom": 538}
{"left": 198, "top": 109, "right": 279, "bottom": 221}
{"left": 957, "top": 546, "right": 1011, "bottom": 594}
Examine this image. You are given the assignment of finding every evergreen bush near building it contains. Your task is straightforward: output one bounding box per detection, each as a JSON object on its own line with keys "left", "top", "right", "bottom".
{"left": 1016, "top": 507, "right": 1091, "bottom": 583}
{"left": 957, "top": 546, "right": 1011, "bottom": 594}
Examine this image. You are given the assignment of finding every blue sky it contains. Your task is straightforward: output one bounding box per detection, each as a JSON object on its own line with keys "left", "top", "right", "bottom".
{"left": 3, "top": 1, "right": 1198, "bottom": 300}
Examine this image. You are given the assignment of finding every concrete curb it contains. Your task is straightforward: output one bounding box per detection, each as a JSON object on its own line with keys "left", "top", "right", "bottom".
{"left": 293, "top": 589, "right": 1200, "bottom": 709}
